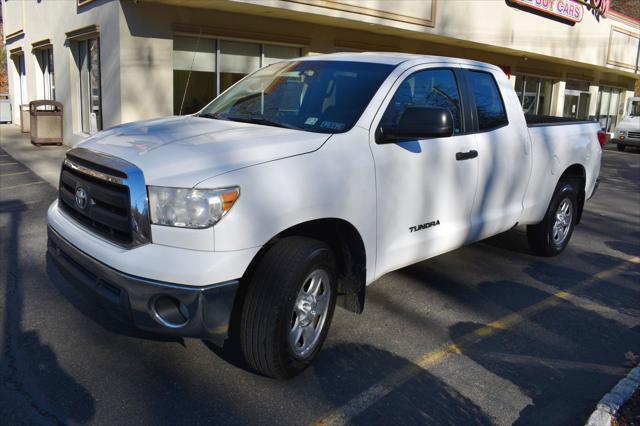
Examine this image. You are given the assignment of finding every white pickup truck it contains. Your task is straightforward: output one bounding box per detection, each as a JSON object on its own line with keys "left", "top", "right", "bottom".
{"left": 47, "top": 53, "right": 602, "bottom": 379}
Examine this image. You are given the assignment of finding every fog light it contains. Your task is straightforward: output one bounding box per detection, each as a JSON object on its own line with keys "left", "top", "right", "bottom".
{"left": 151, "top": 295, "right": 190, "bottom": 328}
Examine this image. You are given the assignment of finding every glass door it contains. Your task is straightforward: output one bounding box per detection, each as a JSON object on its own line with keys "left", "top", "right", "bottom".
{"left": 597, "top": 87, "right": 622, "bottom": 133}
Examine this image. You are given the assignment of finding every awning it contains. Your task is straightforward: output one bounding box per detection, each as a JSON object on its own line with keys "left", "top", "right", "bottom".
{"left": 5, "top": 29, "right": 24, "bottom": 44}
{"left": 9, "top": 46, "right": 24, "bottom": 56}
{"left": 65, "top": 24, "right": 100, "bottom": 41}
{"left": 32, "top": 39, "right": 53, "bottom": 50}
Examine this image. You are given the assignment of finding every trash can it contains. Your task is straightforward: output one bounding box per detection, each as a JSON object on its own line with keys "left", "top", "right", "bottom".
{"left": 29, "top": 100, "right": 64, "bottom": 146}
{"left": 20, "top": 104, "right": 30, "bottom": 133}
{"left": 0, "top": 94, "right": 11, "bottom": 123}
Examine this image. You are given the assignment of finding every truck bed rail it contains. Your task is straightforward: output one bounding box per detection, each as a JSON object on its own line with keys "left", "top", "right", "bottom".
{"left": 525, "top": 114, "right": 596, "bottom": 127}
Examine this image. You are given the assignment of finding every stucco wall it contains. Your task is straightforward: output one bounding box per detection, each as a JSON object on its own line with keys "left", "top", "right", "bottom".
{"left": 2, "top": 0, "right": 120, "bottom": 145}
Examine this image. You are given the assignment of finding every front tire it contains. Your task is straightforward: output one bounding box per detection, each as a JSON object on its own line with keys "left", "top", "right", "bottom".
{"left": 240, "top": 237, "right": 337, "bottom": 379}
{"left": 527, "top": 181, "right": 578, "bottom": 257}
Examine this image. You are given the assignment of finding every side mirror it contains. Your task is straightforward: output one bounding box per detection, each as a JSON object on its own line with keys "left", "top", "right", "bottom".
{"left": 378, "top": 106, "right": 454, "bottom": 143}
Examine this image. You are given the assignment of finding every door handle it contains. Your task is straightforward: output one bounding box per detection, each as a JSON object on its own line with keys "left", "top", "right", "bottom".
{"left": 456, "top": 150, "right": 478, "bottom": 161}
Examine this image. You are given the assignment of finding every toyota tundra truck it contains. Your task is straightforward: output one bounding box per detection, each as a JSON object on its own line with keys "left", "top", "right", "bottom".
{"left": 47, "top": 53, "right": 601, "bottom": 379}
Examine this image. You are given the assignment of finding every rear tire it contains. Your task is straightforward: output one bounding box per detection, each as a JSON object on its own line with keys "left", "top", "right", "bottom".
{"left": 239, "top": 237, "right": 337, "bottom": 379}
{"left": 527, "top": 181, "right": 578, "bottom": 257}
{"left": 617, "top": 143, "right": 626, "bottom": 152}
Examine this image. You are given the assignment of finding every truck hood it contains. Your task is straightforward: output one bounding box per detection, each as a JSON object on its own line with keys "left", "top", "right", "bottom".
{"left": 616, "top": 116, "right": 640, "bottom": 132}
{"left": 79, "top": 116, "right": 331, "bottom": 187}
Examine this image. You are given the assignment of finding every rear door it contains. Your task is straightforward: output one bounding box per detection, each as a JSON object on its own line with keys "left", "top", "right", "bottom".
{"left": 463, "top": 67, "right": 532, "bottom": 241}
{"left": 370, "top": 64, "right": 479, "bottom": 278}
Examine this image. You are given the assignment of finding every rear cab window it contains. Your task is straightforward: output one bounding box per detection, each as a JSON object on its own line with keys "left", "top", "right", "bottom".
{"left": 466, "top": 70, "right": 508, "bottom": 131}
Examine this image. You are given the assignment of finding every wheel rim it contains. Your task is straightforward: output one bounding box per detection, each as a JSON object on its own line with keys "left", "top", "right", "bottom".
{"left": 289, "top": 269, "right": 331, "bottom": 358}
{"left": 552, "top": 198, "right": 573, "bottom": 245}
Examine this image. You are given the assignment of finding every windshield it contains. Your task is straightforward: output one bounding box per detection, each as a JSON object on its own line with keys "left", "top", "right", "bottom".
{"left": 199, "top": 60, "right": 395, "bottom": 133}
{"left": 630, "top": 101, "right": 640, "bottom": 117}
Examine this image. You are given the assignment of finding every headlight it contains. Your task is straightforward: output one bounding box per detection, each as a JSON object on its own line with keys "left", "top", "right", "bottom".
{"left": 148, "top": 186, "right": 240, "bottom": 229}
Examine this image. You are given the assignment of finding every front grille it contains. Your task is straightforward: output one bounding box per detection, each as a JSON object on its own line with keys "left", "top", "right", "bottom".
{"left": 628, "top": 131, "right": 640, "bottom": 139}
{"left": 59, "top": 159, "right": 133, "bottom": 244}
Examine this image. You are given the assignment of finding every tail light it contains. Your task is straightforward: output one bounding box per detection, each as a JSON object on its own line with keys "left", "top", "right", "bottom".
{"left": 597, "top": 131, "right": 607, "bottom": 149}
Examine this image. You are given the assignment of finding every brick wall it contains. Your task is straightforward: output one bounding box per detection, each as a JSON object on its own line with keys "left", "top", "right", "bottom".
{"left": 611, "top": 0, "right": 640, "bottom": 20}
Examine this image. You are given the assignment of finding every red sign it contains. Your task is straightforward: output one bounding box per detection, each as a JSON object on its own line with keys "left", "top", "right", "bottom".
{"left": 575, "top": 0, "right": 610, "bottom": 21}
{"left": 511, "top": 0, "right": 585, "bottom": 23}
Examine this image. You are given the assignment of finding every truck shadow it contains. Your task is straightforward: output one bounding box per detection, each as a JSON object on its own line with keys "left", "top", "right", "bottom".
{"left": 1, "top": 199, "right": 95, "bottom": 424}
{"left": 312, "top": 343, "right": 493, "bottom": 425}
{"left": 445, "top": 253, "right": 639, "bottom": 425}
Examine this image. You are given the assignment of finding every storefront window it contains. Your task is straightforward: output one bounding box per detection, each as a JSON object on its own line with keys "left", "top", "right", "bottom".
{"left": 78, "top": 38, "right": 102, "bottom": 133}
{"left": 263, "top": 45, "right": 302, "bottom": 67}
{"left": 219, "top": 40, "right": 260, "bottom": 94}
{"left": 596, "top": 86, "right": 623, "bottom": 133}
{"left": 173, "top": 36, "right": 217, "bottom": 116}
{"left": 563, "top": 80, "right": 591, "bottom": 120}
{"left": 514, "top": 75, "right": 553, "bottom": 116}
{"left": 173, "top": 36, "right": 302, "bottom": 115}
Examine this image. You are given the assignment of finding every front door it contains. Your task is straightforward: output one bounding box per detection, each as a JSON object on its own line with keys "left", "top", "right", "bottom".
{"left": 370, "top": 65, "right": 479, "bottom": 278}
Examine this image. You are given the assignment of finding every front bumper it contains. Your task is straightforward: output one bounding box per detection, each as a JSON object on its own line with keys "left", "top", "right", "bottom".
{"left": 614, "top": 136, "right": 640, "bottom": 147}
{"left": 47, "top": 226, "right": 239, "bottom": 341}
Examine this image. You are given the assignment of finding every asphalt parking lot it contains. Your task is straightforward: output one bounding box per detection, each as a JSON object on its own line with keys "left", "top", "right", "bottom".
{"left": 1, "top": 144, "right": 639, "bottom": 426}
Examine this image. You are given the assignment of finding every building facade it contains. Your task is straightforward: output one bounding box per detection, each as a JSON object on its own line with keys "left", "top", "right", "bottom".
{"left": 2, "top": 0, "right": 639, "bottom": 146}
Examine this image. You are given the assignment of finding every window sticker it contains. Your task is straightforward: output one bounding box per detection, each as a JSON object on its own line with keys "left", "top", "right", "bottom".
{"left": 305, "top": 117, "right": 319, "bottom": 125}
{"left": 319, "top": 121, "right": 345, "bottom": 131}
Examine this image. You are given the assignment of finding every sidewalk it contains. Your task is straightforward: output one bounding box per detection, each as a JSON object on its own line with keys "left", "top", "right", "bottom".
{"left": 0, "top": 124, "right": 68, "bottom": 188}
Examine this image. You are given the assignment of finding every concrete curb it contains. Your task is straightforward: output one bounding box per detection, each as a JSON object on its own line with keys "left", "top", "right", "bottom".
{"left": 586, "top": 366, "right": 640, "bottom": 426}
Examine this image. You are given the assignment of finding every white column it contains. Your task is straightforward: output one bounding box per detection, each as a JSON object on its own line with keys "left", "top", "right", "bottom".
{"left": 550, "top": 80, "right": 566, "bottom": 117}
{"left": 509, "top": 74, "right": 517, "bottom": 89}
{"left": 588, "top": 83, "right": 600, "bottom": 119}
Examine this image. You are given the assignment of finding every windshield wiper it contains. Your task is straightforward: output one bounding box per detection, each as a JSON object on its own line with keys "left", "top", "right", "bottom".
{"left": 225, "top": 115, "right": 300, "bottom": 130}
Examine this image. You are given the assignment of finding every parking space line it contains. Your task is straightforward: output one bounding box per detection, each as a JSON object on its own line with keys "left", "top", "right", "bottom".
{"left": 0, "top": 162, "right": 18, "bottom": 166}
{"left": 475, "top": 352, "right": 629, "bottom": 376}
{"left": 0, "top": 171, "right": 30, "bottom": 177}
{"left": 1, "top": 181, "right": 46, "bottom": 191}
{"left": 313, "top": 256, "right": 640, "bottom": 426}
{"left": 524, "top": 278, "right": 640, "bottom": 328}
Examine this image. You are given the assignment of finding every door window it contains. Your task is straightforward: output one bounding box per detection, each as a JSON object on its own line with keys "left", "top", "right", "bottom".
{"left": 36, "top": 48, "right": 55, "bottom": 100}
{"left": 467, "top": 70, "right": 508, "bottom": 131}
{"left": 380, "top": 68, "right": 462, "bottom": 135}
{"left": 78, "top": 38, "right": 102, "bottom": 133}
{"left": 563, "top": 80, "right": 591, "bottom": 120}
{"left": 14, "top": 54, "right": 27, "bottom": 104}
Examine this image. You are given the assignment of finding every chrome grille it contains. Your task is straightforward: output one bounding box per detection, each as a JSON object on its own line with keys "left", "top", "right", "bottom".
{"left": 627, "top": 131, "right": 640, "bottom": 139}
{"left": 58, "top": 148, "right": 151, "bottom": 247}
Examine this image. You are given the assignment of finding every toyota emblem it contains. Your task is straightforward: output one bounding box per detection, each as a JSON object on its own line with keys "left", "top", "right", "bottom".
{"left": 75, "top": 187, "right": 88, "bottom": 210}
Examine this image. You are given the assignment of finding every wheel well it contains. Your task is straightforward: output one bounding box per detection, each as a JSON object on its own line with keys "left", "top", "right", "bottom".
{"left": 241, "top": 219, "right": 367, "bottom": 314}
{"left": 559, "top": 164, "right": 586, "bottom": 224}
